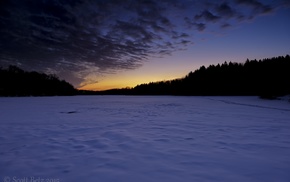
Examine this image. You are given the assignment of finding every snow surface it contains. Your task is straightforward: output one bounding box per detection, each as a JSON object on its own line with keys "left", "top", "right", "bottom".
{"left": 0, "top": 96, "right": 290, "bottom": 182}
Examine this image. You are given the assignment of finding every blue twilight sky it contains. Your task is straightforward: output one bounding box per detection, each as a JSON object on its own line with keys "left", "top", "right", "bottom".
{"left": 0, "top": 0, "right": 290, "bottom": 90}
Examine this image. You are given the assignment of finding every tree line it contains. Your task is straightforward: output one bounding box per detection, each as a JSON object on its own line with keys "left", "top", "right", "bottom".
{"left": 95, "top": 55, "right": 290, "bottom": 98}
{"left": 0, "top": 65, "right": 76, "bottom": 96}
{"left": 1, "top": 55, "right": 289, "bottom": 97}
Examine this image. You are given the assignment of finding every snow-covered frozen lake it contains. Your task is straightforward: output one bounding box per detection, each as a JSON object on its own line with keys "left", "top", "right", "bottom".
{"left": 1, "top": 96, "right": 290, "bottom": 182}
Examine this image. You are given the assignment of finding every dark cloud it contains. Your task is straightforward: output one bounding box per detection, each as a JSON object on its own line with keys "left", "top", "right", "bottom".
{"left": 216, "top": 3, "right": 237, "bottom": 19}
{"left": 194, "top": 23, "right": 207, "bottom": 32}
{"left": 172, "top": 32, "right": 190, "bottom": 39}
{"left": 221, "top": 23, "right": 231, "bottom": 29}
{"left": 236, "top": 0, "right": 274, "bottom": 14}
{"left": 185, "top": 0, "right": 278, "bottom": 33}
{"left": 0, "top": 0, "right": 284, "bottom": 87}
{"left": 195, "top": 10, "right": 220, "bottom": 22}
{"left": 184, "top": 17, "right": 206, "bottom": 32}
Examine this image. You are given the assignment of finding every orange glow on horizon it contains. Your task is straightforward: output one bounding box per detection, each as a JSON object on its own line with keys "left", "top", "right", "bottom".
{"left": 78, "top": 82, "right": 134, "bottom": 91}
{"left": 77, "top": 71, "right": 186, "bottom": 91}
{"left": 77, "top": 56, "right": 199, "bottom": 91}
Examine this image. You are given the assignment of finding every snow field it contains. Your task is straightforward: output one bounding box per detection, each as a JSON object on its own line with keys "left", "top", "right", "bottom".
{"left": 0, "top": 96, "right": 290, "bottom": 182}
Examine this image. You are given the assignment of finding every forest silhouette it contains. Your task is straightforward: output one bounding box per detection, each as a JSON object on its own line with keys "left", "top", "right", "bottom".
{"left": 1, "top": 55, "right": 290, "bottom": 97}
{"left": 92, "top": 55, "right": 290, "bottom": 98}
{"left": 0, "top": 66, "right": 76, "bottom": 96}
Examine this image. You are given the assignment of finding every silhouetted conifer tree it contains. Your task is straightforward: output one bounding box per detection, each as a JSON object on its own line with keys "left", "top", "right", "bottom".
{"left": 0, "top": 66, "right": 76, "bottom": 96}
{"left": 128, "top": 55, "right": 290, "bottom": 97}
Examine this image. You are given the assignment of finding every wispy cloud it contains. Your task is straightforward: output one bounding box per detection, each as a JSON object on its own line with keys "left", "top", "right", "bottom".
{"left": 0, "top": 0, "right": 286, "bottom": 87}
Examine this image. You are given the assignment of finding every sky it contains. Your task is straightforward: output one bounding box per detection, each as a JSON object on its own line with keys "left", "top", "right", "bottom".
{"left": 0, "top": 0, "right": 290, "bottom": 91}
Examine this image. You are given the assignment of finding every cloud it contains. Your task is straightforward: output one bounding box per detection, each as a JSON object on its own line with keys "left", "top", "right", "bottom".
{"left": 195, "top": 10, "right": 220, "bottom": 22}
{"left": 215, "top": 3, "right": 237, "bottom": 19}
{"left": 0, "top": 0, "right": 285, "bottom": 87}
{"left": 220, "top": 23, "right": 231, "bottom": 29}
{"left": 185, "top": 0, "right": 278, "bottom": 33}
{"left": 235, "top": 0, "right": 273, "bottom": 14}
